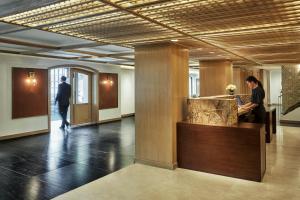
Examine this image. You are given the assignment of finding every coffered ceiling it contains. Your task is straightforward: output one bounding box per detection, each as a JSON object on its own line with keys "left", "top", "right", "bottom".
{"left": 0, "top": 0, "right": 300, "bottom": 66}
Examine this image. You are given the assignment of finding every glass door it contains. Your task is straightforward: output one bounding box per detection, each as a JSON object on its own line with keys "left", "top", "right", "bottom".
{"left": 71, "top": 69, "right": 92, "bottom": 126}
{"left": 50, "top": 68, "right": 70, "bottom": 129}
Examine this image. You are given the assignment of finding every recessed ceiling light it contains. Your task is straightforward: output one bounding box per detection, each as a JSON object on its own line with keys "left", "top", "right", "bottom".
{"left": 171, "top": 39, "right": 178, "bottom": 42}
{"left": 209, "top": 52, "right": 215, "bottom": 54}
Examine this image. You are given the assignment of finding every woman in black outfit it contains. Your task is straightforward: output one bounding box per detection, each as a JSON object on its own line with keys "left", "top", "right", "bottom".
{"left": 241, "top": 76, "right": 266, "bottom": 123}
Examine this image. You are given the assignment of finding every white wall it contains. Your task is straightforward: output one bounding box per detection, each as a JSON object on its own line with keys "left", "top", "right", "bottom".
{"left": 97, "top": 67, "right": 122, "bottom": 121}
{"left": 189, "top": 68, "right": 200, "bottom": 97}
{"left": 281, "top": 107, "right": 300, "bottom": 122}
{"left": 0, "top": 65, "right": 48, "bottom": 135}
{"left": 263, "top": 70, "right": 270, "bottom": 105}
{"left": 0, "top": 53, "right": 133, "bottom": 137}
{"left": 121, "top": 69, "right": 135, "bottom": 115}
{"left": 270, "top": 69, "right": 282, "bottom": 104}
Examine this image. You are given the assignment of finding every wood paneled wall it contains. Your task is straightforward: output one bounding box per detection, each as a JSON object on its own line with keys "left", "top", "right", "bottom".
{"left": 12, "top": 68, "right": 48, "bottom": 118}
{"left": 233, "top": 68, "right": 242, "bottom": 94}
{"left": 233, "top": 68, "right": 264, "bottom": 95}
{"left": 99, "top": 73, "right": 118, "bottom": 109}
{"left": 233, "top": 68, "right": 250, "bottom": 94}
{"left": 135, "top": 43, "right": 188, "bottom": 169}
{"left": 199, "top": 60, "right": 233, "bottom": 96}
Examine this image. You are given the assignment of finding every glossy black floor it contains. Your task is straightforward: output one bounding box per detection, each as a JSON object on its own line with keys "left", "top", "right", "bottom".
{"left": 0, "top": 117, "right": 135, "bottom": 200}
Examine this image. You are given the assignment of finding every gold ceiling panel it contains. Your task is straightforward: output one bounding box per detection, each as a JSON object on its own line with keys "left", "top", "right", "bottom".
{"left": 48, "top": 11, "right": 182, "bottom": 44}
{"left": 0, "top": 0, "right": 113, "bottom": 27}
{"left": 134, "top": 0, "right": 300, "bottom": 33}
{"left": 111, "top": 0, "right": 163, "bottom": 8}
{"left": 129, "top": 0, "right": 300, "bottom": 63}
{"left": 0, "top": 0, "right": 183, "bottom": 44}
{"left": 203, "top": 31, "right": 300, "bottom": 48}
{"left": 235, "top": 44, "right": 300, "bottom": 55}
{"left": 47, "top": 11, "right": 179, "bottom": 42}
{"left": 1, "top": 0, "right": 300, "bottom": 64}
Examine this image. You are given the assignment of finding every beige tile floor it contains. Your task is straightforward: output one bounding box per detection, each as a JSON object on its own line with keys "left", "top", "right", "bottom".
{"left": 54, "top": 126, "right": 300, "bottom": 200}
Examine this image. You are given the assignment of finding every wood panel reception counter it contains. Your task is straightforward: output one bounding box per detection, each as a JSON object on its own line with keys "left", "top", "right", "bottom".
{"left": 177, "top": 95, "right": 266, "bottom": 182}
{"left": 177, "top": 122, "right": 266, "bottom": 182}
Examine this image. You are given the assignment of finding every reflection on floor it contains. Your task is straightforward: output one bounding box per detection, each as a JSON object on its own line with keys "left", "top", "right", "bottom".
{"left": 54, "top": 125, "right": 300, "bottom": 200}
{"left": 0, "top": 117, "right": 135, "bottom": 200}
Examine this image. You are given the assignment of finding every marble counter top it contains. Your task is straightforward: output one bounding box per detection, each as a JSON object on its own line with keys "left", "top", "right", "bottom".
{"left": 187, "top": 94, "right": 251, "bottom": 126}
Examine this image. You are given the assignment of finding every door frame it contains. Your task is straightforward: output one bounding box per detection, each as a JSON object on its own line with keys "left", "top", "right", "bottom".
{"left": 70, "top": 68, "right": 93, "bottom": 126}
{"left": 48, "top": 65, "right": 99, "bottom": 130}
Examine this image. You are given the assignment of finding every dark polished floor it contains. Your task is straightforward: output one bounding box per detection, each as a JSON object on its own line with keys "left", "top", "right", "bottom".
{"left": 0, "top": 117, "right": 135, "bottom": 200}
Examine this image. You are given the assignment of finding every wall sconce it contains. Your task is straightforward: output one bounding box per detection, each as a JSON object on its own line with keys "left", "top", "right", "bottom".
{"left": 102, "top": 75, "right": 113, "bottom": 86}
{"left": 25, "top": 71, "right": 37, "bottom": 86}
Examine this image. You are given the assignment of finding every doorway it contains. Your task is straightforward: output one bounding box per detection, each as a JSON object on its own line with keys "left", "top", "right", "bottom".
{"left": 50, "top": 67, "right": 70, "bottom": 129}
{"left": 49, "top": 67, "right": 94, "bottom": 130}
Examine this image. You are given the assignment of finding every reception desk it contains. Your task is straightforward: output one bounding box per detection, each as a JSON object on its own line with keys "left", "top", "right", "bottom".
{"left": 177, "top": 122, "right": 266, "bottom": 182}
{"left": 177, "top": 94, "right": 266, "bottom": 182}
{"left": 265, "top": 106, "right": 277, "bottom": 143}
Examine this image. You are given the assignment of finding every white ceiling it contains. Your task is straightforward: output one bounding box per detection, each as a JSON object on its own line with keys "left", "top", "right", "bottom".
{"left": 0, "top": 20, "right": 135, "bottom": 66}
{"left": 77, "top": 47, "right": 113, "bottom": 54}
{"left": 82, "top": 57, "right": 126, "bottom": 62}
{"left": 3, "top": 29, "right": 94, "bottom": 46}
{"left": 0, "top": 0, "right": 61, "bottom": 17}
{"left": 0, "top": 22, "right": 24, "bottom": 34}
{"left": 38, "top": 50, "right": 87, "bottom": 58}
{"left": 0, "top": 42, "right": 38, "bottom": 51}
{"left": 90, "top": 45, "right": 133, "bottom": 53}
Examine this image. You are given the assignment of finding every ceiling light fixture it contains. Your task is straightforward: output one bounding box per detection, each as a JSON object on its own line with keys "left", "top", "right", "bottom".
{"left": 171, "top": 39, "right": 178, "bottom": 42}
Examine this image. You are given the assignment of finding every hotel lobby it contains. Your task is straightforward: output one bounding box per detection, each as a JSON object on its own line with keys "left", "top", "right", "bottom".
{"left": 0, "top": 0, "right": 300, "bottom": 199}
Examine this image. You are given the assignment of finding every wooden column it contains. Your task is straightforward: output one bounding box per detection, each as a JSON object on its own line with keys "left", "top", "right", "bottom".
{"left": 233, "top": 67, "right": 242, "bottom": 94}
{"left": 233, "top": 67, "right": 253, "bottom": 94}
{"left": 135, "top": 43, "right": 189, "bottom": 169}
{"left": 263, "top": 70, "right": 271, "bottom": 105}
{"left": 199, "top": 60, "right": 233, "bottom": 96}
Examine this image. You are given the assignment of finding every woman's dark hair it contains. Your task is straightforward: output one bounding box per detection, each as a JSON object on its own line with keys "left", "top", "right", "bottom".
{"left": 246, "top": 76, "right": 265, "bottom": 99}
{"left": 246, "top": 76, "right": 263, "bottom": 88}
{"left": 257, "top": 80, "right": 263, "bottom": 89}
{"left": 245, "top": 75, "right": 258, "bottom": 83}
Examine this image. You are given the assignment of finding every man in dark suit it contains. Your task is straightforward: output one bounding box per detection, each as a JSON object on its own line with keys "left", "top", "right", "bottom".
{"left": 55, "top": 76, "right": 71, "bottom": 129}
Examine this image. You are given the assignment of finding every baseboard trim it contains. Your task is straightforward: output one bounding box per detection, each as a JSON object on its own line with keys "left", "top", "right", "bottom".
{"left": 121, "top": 113, "right": 135, "bottom": 118}
{"left": 71, "top": 122, "right": 98, "bottom": 128}
{"left": 98, "top": 117, "right": 122, "bottom": 124}
{"left": 270, "top": 103, "right": 281, "bottom": 106}
{"left": 280, "top": 120, "right": 300, "bottom": 127}
{"left": 134, "top": 158, "right": 177, "bottom": 170}
{"left": 0, "top": 129, "right": 49, "bottom": 141}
